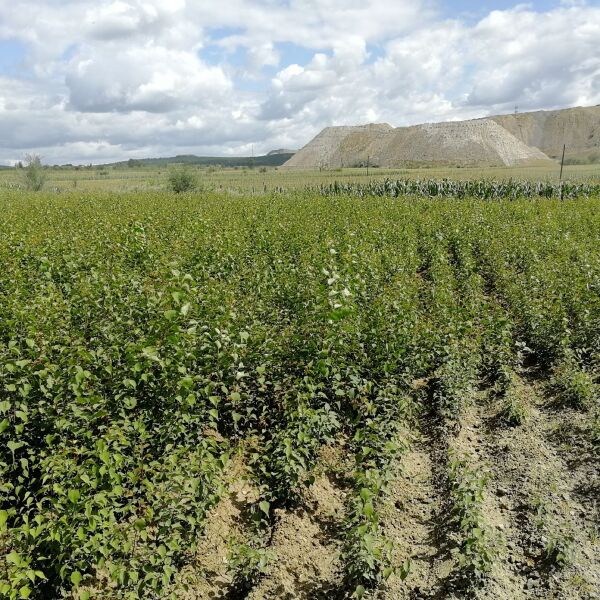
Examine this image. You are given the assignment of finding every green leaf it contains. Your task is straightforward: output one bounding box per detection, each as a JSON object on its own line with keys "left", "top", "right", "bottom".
{"left": 362, "top": 501, "right": 374, "bottom": 518}
{"left": 19, "top": 586, "right": 31, "bottom": 599}
{"left": 0, "top": 510, "right": 8, "bottom": 530}
{"left": 142, "top": 346, "right": 160, "bottom": 361}
{"left": 124, "top": 397, "right": 137, "bottom": 410}
{"left": 360, "top": 487, "right": 372, "bottom": 502}
{"left": 259, "top": 501, "right": 270, "bottom": 517}
{"left": 70, "top": 571, "right": 82, "bottom": 587}
{"left": 7, "top": 440, "right": 25, "bottom": 453}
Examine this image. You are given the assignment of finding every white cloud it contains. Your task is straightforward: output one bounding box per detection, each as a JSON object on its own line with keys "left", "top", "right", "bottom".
{"left": 0, "top": 0, "right": 598, "bottom": 164}
{"left": 466, "top": 5, "right": 600, "bottom": 109}
{"left": 85, "top": 0, "right": 186, "bottom": 41}
{"left": 246, "top": 43, "right": 280, "bottom": 72}
{"left": 65, "top": 45, "right": 231, "bottom": 112}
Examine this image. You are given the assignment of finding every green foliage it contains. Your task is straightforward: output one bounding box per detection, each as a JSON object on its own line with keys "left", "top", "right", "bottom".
{"left": 532, "top": 498, "right": 575, "bottom": 568}
{"left": 0, "top": 191, "right": 598, "bottom": 598}
{"left": 551, "top": 352, "right": 598, "bottom": 408}
{"left": 21, "top": 155, "right": 45, "bottom": 191}
{"left": 499, "top": 390, "right": 530, "bottom": 426}
{"left": 341, "top": 389, "right": 414, "bottom": 593}
{"left": 227, "top": 542, "right": 273, "bottom": 593}
{"left": 167, "top": 166, "right": 197, "bottom": 193}
{"left": 318, "top": 177, "right": 600, "bottom": 200}
{"left": 497, "top": 369, "right": 530, "bottom": 426}
{"left": 447, "top": 453, "right": 496, "bottom": 583}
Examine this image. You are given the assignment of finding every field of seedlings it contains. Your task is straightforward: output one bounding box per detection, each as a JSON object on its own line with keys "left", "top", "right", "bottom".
{"left": 1, "top": 189, "right": 599, "bottom": 600}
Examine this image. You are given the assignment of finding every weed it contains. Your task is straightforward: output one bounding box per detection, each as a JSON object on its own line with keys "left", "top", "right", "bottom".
{"left": 532, "top": 498, "right": 575, "bottom": 568}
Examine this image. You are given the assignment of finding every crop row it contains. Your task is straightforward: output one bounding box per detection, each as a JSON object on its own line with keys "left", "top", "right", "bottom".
{"left": 0, "top": 191, "right": 598, "bottom": 598}
{"left": 316, "top": 178, "right": 600, "bottom": 200}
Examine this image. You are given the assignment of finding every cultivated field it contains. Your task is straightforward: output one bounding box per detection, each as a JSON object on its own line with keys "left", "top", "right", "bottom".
{"left": 1, "top": 189, "right": 599, "bottom": 599}
{"left": 0, "top": 162, "right": 599, "bottom": 194}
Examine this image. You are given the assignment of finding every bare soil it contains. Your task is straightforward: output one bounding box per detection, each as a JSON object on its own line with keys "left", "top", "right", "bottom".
{"left": 173, "top": 453, "right": 259, "bottom": 599}
{"left": 172, "top": 375, "right": 598, "bottom": 600}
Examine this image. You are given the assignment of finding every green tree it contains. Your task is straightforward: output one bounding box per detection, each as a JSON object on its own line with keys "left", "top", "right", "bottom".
{"left": 22, "top": 154, "right": 46, "bottom": 191}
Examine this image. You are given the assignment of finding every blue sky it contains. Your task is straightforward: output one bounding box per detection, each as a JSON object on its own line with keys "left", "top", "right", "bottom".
{"left": 447, "top": 0, "right": 574, "bottom": 20}
{"left": 0, "top": 0, "right": 598, "bottom": 164}
{"left": 0, "top": 40, "right": 26, "bottom": 76}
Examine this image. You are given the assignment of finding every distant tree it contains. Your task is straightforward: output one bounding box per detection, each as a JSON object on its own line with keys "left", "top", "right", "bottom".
{"left": 16, "top": 161, "right": 23, "bottom": 169}
{"left": 22, "top": 154, "right": 46, "bottom": 191}
{"left": 167, "top": 166, "right": 197, "bottom": 193}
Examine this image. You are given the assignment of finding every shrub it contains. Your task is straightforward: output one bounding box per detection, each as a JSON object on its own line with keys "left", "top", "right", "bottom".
{"left": 21, "top": 154, "right": 46, "bottom": 191}
{"left": 167, "top": 166, "right": 197, "bottom": 193}
{"left": 551, "top": 353, "right": 597, "bottom": 408}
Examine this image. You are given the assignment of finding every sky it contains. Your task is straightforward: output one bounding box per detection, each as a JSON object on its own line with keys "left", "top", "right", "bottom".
{"left": 0, "top": 0, "right": 599, "bottom": 164}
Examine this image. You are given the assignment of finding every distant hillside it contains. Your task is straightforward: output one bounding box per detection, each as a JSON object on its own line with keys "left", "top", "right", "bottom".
{"left": 106, "top": 152, "right": 295, "bottom": 168}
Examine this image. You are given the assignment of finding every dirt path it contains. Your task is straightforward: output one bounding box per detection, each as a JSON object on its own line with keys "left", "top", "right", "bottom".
{"left": 379, "top": 428, "right": 449, "bottom": 599}
{"left": 170, "top": 379, "right": 598, "bottom": 600}
{"left": 451, "top": 393, "right": 531, "bottom": 600}
{"left": 247, "top": 446, "right": 348, "bottom": 600}
{"left": 379, "top": 376, "right": 599, "bottom": 600}
{"left": 472, "top": 377, "right": 599, "bottom": 599}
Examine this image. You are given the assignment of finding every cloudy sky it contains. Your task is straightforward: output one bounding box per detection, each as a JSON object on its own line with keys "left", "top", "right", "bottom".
{"left": 0, "top": 0, "right": 599, "bottom": 164}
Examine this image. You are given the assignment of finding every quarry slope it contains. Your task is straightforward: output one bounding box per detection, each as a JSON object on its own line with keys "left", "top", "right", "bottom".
{"left": 490, "top": 105, "right": 600, "bottom": 160}
{"left": 284, "top": 105, "right": 600, "bottom": 169}
{"left": 284, "top": 119, "right": 550, "bottom": 169}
